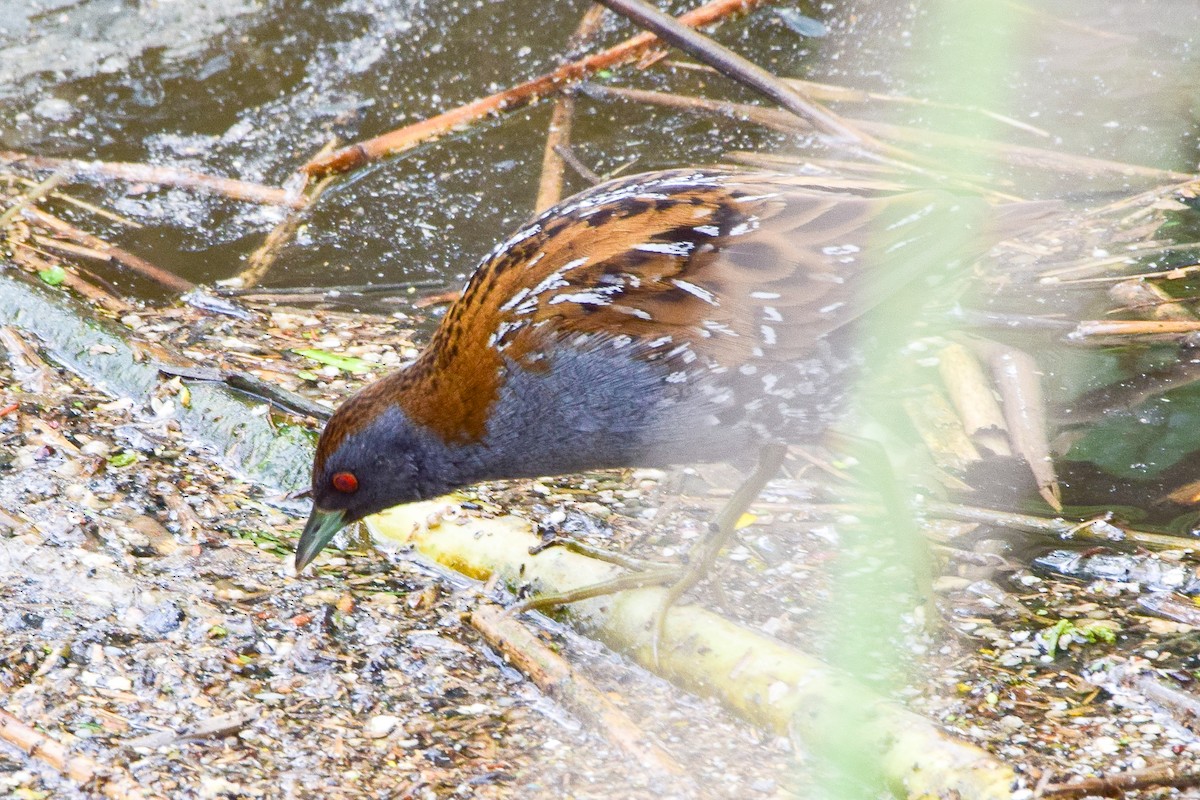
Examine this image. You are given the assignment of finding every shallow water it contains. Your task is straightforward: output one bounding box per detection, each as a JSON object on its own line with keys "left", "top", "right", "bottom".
{"left": 1, "top": 0, "right": 1196, "bottom": 298}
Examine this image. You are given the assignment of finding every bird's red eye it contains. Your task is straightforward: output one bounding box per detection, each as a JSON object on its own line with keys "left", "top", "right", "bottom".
{"left": 331, "top": 471, "right": 359, "bottom": 493}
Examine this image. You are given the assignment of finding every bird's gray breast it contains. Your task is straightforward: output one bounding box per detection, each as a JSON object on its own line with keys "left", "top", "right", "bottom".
{"left": 477, "top": 335, "right": 852, "bottom": 477}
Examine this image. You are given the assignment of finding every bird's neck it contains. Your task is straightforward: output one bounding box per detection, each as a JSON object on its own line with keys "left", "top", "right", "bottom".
{"left": 388, "top": 329, "right": 505, "bottom": 447}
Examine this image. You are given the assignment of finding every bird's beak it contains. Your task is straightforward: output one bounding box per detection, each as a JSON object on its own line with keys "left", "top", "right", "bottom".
{"left": 294, "top": 507, "right": 347, "bottom": 572}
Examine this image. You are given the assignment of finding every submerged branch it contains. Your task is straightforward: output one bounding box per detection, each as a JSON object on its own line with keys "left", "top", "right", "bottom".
{"left": 9, "top": 243, "right": 133, "bottom": 316}
{"left": 0, "top": 150, "right": 303, "bottom": 208}
{"left": 21, "top": 206, "right": 194, "bottom": 293}
{"left": 592, "top": 0, "right": 880, "bottom": 149}
{"left": 230, "top": 142, "right": 340, "bottom": 289}
{"left": 584, "top": 83, "right": 1184, "bottom": 186}
{"left": 535, "top": 4, "right": 608, "bottom": 212}
{"left": 302, "top": 0, "right": 775, "bottom": 177}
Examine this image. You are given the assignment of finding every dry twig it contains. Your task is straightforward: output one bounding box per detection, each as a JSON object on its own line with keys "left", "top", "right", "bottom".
{"left": 1069, "top": 319, "right": 1200, "bottom": 338}
{"left": 535, "top": 5, "right": 608, "bottom": 212}
{"left": 585, "top": 83, "right": 1183, "bottom": 189}
{"left": 0, "top": 709, "right": 164, "bottom": 800}
{"left": 552, "top": 145, "right": 603, "bottom": 185}
{"left": 0, "top": 150, "right": 302, "bottom": 208}
{"left": 0, "top": 172, "right": 64, "bottom": 229}
{"left": 9, "top": 244, "right": 133, "bottom": 315}
{"left": 661, "top": 63, "right": 1051, "bottom": 137}
{"left": 20, "top": 206, "right": 193, "bottom": 293}
{"left": 230, "top": 143, "right": 340, "bottom": 289}
{"left": 922, "top": 500, "right": 1197, "bottom": 551}
{"left": 1041, "top": 763, "right": 1200, "bottom": 798}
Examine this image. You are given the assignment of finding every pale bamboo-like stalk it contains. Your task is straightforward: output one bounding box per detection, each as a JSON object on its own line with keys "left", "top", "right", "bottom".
{"left": 367, "top": 501, "right": 1019, "bottom": 799}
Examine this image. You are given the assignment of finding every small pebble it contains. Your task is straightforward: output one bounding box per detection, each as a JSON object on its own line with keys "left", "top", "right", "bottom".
{"left": 933, "top": 576, "right": 971, "bottom": 592}
{"left": 365, "top": 715, "right": 401, "bottom": 738}
{"left": 998, "top": 715, "right": 1024, "bottom": 732}
{"left": 33, "top": 97, "right": 74, "bottom": 120}
{"left": 81, "top": 440, "right": 112, "bottom": 457}
{"left": 106, "top": 675, "right": 133, "bottom": 692}
{"left": 142, "top": 602, "right": 185, "bottom": 636}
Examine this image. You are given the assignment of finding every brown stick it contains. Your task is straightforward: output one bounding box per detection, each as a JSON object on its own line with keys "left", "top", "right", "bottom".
{"left": 536, "top": 91, "right": 579, "bottom": 212}
{"left": 469, "top": 604, "right": 686, "bottom": 778}
{"left": 3, "top": 174, "right": 145, "bottom": 229}
{"left": 21, "top": 206, "right": 194, "bottom": 293}
{"left": 302, "top": 0, "right": 774, "bottom": 177}
{"left": 1043, "top": 259, "right": 1200, "bottom": 287}
{"left": 582, "top": 82, "right": 807, "bottom": 134}
{"left": 554, "top": 145, "right": 604, "bottom": 185}
{"left": 0, "top": 709, "right": 165, "bottom": 800}
{"left": 1041, "top": 764, "right": 1200, "bottom": 798}
{"left": 664, "top": 63, "right": 1051, "bottom": 137}
{"left": 1070, "top": 319, "right": 1200, "bottom": 337}
{"left": 231, "top": 147, "right": 340, "bottom": 289}
{"left": 921, "top": 500, "right": 1197, "bottom": 550}
{"left": 535, "top": 5, "right": 608, "bottom": 212}
{"left": 783, "top": 77, "right": 1051, "bottom": 137}
{"left": 0, "top": 150, "right": 303, "bottom": 208}
{"left": 593, "top": 0, "right": 877, "bottom": 148}
{"left": 862, "top": 117, "right": 1189, "bottom": 182}
{"left": 582, "top": 85, "right": 1015, "bottom": 198}
{"left": 10, "top": 244, "right": 133, "bottom": 316}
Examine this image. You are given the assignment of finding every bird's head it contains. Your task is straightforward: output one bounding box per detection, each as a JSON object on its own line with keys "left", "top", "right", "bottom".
{"left": 294, "top": 377, "right": 471, "bottom": 571}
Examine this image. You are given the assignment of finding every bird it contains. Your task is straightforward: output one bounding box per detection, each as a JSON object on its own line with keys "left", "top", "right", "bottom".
{"left": 294, "top": 168, "right": 1051, "bottom": 621}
